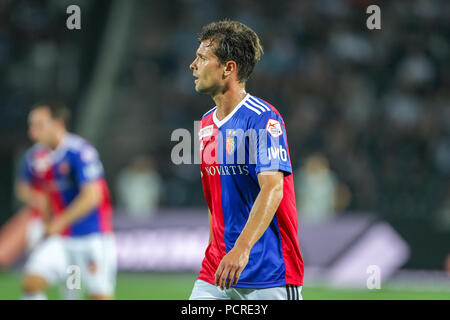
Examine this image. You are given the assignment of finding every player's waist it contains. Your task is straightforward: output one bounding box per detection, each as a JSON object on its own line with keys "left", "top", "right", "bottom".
{"left": 61, "top": 229, "right": 113, "bottom": 237}
{"left": 52, "top": 202, "right": 112, "bottom": 214}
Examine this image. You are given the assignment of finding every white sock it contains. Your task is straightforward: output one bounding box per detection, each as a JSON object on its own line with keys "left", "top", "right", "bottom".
{"left": 22, "top": 292, "right": 48, "bottom": 300}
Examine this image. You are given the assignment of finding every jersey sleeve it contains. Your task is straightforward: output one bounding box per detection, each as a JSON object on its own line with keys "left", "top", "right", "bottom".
{"left": 18, "top": 154, "right": 33, "bottom": 184}
{"left": 71, "top": 143, "right": 105, "bottom": 185}
{"left": 248, "top": 111, "right": 292, "bottom": 176}
{"left": 17, "top": 152, "right": 44, "bottom": 190}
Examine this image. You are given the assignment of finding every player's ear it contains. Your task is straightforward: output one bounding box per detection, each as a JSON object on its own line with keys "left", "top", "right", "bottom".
{"left": 54, "top": 118, "right": 66, "bottom": 129}
{"left": 223, "top": 60, "right": 237, "bottom": 78}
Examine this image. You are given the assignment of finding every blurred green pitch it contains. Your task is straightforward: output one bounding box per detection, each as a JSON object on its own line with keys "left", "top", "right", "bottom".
{"left": 0, "top": 271, "right": 449, "bottom": 300}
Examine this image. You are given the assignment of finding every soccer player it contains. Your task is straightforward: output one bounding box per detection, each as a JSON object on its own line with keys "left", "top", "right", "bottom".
{"left": 0, "top": 148, "right": 47, "bottom": 269}
{"left": 21, "top": 102, "right": 116, "bottom": 300}
{"left": 189, "top": 21, "right": 304, "bottom": 300}
{"left": 16, "top": 147, "right": 48, "bottom": 251}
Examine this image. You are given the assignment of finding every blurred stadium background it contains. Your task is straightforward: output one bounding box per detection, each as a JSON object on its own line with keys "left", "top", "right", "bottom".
{"left": 1, "top": 0, "right": 450, "bottom": 299}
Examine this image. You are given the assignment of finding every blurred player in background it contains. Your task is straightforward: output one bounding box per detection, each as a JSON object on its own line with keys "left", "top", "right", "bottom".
{"left": 21, "top": 102, "right": 116, "bottom": 300}
{"left": 0, "top": 167, "right": 40, "bottom": 269}
{"left": 189, "top": 20, "right": 304, "bottom": 300}
{"left": 0, "top": 147, "right": 51, "bottom": 270}
{"left": 17, "top": 144, "right": 82, "bottom": 300}
{"left": 15, "top": 147, "right": 47, "bottom": 252}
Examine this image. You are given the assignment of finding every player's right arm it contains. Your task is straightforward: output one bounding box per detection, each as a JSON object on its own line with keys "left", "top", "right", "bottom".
{"left": 15, "top": 154, "right": 51, "bottom": 224}
{"left": 15, "top": 154, "right": 34, "bottom": 205}
{"left": 15, "top": 180, "right": 51, "bottom": 224}
{"left": 15, "top": 180, "right": 33, "bottom": 205}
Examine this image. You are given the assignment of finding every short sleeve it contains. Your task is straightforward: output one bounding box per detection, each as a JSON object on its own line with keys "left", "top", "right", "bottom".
{"left": 17, "top": 152, "right": 45, "bottom": 190}
{"left": 248, "top": 112, "right": 292, "bottom": 176}
{"left": 71, "top": 144, "right": 105, "bottom": 185}
{"left": 18, "top": 154, "right": 33, "bottom": 183}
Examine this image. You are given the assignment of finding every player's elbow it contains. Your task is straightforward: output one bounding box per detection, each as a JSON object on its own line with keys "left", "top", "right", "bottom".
{"left": 265, "top": 178, "right": 283, "bottom": 206}
{"left": 89, "top": 189, "right": 102, "bottom": 207}
{"left": 258, "top": 171, "right": 284, "bottom": 206}
{"left": 82, "top": 183, "right": 102, "bottom": 208}
{"left": 273, "top": 179, "right": 284, "bottom": 204}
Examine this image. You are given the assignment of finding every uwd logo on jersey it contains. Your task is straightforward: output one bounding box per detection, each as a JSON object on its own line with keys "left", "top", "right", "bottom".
{"left": 268, "top": 145, "right": 288, "bottom": 162}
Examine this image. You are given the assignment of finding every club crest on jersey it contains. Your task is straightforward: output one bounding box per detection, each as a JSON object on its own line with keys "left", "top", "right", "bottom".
{"left": 266, "top": 119, "right": 283, "bottom": 138}
{"left": 226, "top": 135, "right": 237, "bottom": 155}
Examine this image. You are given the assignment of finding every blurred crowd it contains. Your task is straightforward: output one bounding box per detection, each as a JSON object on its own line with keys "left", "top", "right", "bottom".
{"left": 111, "top": 0, "right": 450, "bottom": 220}
{"left": 1, "top": 0, "right": 449, "bottom": 267}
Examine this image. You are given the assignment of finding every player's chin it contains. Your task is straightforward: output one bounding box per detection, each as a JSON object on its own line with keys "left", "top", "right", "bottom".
{"left": 195, "top": 84, "right": 209, "bottom": 94}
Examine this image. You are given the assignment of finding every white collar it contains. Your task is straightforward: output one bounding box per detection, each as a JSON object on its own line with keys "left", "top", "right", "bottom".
{"left": 50, "top": 133, "right": 70, "bottom": 162}
{"left": 212, "top": 93, "right": 250, "bottom": 128}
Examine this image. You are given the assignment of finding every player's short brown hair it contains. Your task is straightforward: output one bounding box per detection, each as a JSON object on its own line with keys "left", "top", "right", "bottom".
{"left": 198, "top": 20, "right": 264, "bottom": 83}
{"left": 31, "top": 100, "right": 71, "bottom": 126}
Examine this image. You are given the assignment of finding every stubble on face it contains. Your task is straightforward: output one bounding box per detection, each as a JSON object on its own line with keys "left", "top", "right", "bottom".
{"left": 192, "top": 40, "right": 223, "bottom": 95}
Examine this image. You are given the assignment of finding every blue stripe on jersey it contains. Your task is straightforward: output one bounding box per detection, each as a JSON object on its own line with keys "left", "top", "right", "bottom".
{"left": 70, "top": 207, "right": 103, "bottom": 236}
{"left": 214, "top": 102, "right": 290, "bottom": 288}
{"left": 219, "top": 154, "right": 287, "bottom": 288}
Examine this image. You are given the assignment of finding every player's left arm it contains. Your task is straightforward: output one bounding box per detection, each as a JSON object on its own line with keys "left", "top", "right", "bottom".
{"left": 215, "top": 170, "right": 284, "bottom": 290}
{"left": 45, "top": 180, "right": 102, "bottom": 236}
{"left": 45, "top": 144, "right": 104, "bottom": 236}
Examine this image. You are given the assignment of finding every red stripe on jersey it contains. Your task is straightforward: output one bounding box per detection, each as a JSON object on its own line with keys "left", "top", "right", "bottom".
{"left": 275, "top": 175, "right": 304, "bottom": 285}
{"left": 198, "top": 113, "right": 227, "bottom": 285}
{"left": 98, "top": 179, "right": 113, "bottom": 233}
{"left": 28, "top": 186, "right": 44, "bottom": 219}
{"left": 46, "top": 167, "right": 71, "bottom": 236}
{"left": 259, "top": 98, "right": 281, "bottom": 116}
{"left": 260, "top": 97, "right": 304, "bottom": 285}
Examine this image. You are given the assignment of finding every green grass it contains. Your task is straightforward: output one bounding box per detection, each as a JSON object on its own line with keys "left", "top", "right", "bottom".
{"left": 1, "top": 271, "right": 449, "bottom": 300}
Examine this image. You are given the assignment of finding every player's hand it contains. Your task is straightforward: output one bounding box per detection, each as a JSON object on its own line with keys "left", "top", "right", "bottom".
{"left": 215, "top": 246, "right": 250, "bottom": 290}
{"left": 44, "top": 217, "right": 66, "bottom": 237}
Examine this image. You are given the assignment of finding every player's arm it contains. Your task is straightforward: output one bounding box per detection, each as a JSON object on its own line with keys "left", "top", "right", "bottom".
{"left": 15, "top": 180, "right": 51, "bottom": 224}
{"left": 46, "top": 143, "right": 105, "bottom": 236}
{"left": 15, "top": 180, "right": 32, "bottom": 205}
{"left": 45, "top": 180, "right": 102, "bottom": 236}
{"left": 215, "top": 170, "right": 284, "bottom": 289}
{"left": 34, "top": 190, "right": 52, "bottom": 225}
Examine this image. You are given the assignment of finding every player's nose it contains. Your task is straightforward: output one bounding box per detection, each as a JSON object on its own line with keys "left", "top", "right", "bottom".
{"left": 190, "top": 58, "right": 198, "bottom": 71}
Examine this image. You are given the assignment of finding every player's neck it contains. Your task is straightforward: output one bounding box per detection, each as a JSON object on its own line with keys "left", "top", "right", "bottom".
{"left": 51, "top": 130, "right": 68, "bottom": 150}
{"left": 212, "top": 85, "right": 247, "bottom": 121}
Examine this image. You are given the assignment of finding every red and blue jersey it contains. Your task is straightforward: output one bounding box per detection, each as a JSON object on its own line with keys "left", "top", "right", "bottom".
{"left": 198, "top": 93, "right": 304, "bottom": 288}
{"left": 18, "top": 144, "right": 47, "bottom": 218}
{"left": 22, "top": 134, "right": 113, "bottom": 237}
